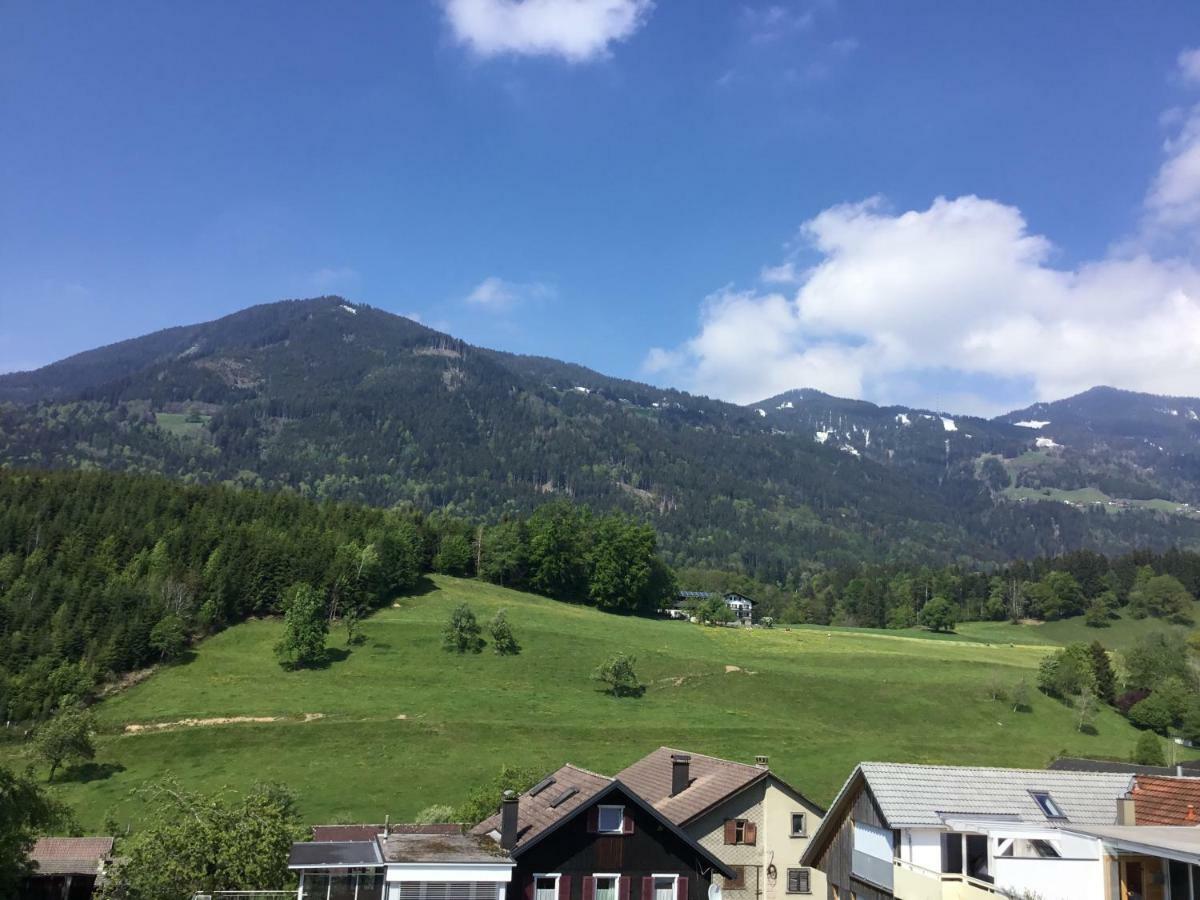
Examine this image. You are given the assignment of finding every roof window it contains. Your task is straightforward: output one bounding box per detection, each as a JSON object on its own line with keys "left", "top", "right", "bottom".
{"left": 1030, "top": 791, "right": 1065, "bottom": 819}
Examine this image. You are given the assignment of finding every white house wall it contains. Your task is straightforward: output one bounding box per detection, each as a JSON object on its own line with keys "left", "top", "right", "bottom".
{"left": 991, "top": 857, "right": 1103, "bottom": 900}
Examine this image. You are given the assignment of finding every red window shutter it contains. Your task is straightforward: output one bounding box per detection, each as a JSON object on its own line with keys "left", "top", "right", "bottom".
{"left": 723, "top": 820, "right": 736, "bottom": 844}
{"left": 559, "top": 876, "right": 571, "bottom": 900}
{"left": 744, "top": 822, "right": 757, "bottom": 846}
{"left": 619, "top": 877, "right": 631, "bottom": 900}
{"left": 623, "top": 812, "right": 635, "bottom": 834}
{"left": 642, "top": 877, "right": 653, "bottom": 900}
{"left": 588, "top": 807, "right": 600, "bottom": 833}
{"left": 676, "top": 877, "right": 688, "bottom": 900}
{"left": 583, "top": 877, "right": 595, "bottom": 900}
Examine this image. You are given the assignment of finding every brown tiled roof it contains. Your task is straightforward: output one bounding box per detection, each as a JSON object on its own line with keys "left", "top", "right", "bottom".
{"left": 29, "top": 837, "right": 114, "bottom": 877}
{"left": 312, "top": 824, "right": 464, "bottom": 842}
{"left": 1132, "top": 776, "right": 1200, "bottom": 825}
{"left": 471, "top": 763, "right": 613, "bottom": 850}
{"left": 616, "top": 747, "right": 768, "bottom": 825}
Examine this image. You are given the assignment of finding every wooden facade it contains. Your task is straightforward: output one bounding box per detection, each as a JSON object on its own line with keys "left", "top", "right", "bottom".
{"left": 809, "top": 780, "right": 893, "bottom": 900}
{"left": 513, "top": 787, "right": 723, "bottom": 900}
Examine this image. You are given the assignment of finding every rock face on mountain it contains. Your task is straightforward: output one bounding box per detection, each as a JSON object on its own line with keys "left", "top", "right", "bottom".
{"left": 3, "top": 296, "right": 1199, "bottom": 572}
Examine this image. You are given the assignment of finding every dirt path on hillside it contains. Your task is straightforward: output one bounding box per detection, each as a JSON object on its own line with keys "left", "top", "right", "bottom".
{"left": 123, "top": 712, "right": 325, "bottom": 734}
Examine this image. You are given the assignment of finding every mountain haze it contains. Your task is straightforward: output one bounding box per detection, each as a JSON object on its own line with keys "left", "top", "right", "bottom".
{"left": 2, "top": 297, "right": 1199, "bottom": 574}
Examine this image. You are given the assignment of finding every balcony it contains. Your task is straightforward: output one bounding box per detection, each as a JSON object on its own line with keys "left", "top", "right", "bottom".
{"left": 891, "top": 859, "right": 1004, "bottom": 900}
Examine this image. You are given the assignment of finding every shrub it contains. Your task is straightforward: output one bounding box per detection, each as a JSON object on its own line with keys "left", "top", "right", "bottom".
{"left": 413, "top": 804, "right": 457, "bottom": 824}
{"left": 442, "top": 603, "right": 485, "bottom": 654}
{"left": 488, "top": 610, "right": 521, "bottom": 656}
{"left": 34, "top": 707, "right": 96, "bottom": 781}
{"left": 919, "top": 596, "right": 956, "bottom": 632}
{"left": 433, "top": 534, "right": 475, "bottom": 577}
{"left": 1128, "top": 694, "right": 1174, "bottom": 735}
{"left": 594, "top": 653, "right": 644, "bottom": 697}
{"left": 1133, "top": 731, "right": 1167, "bottom": 766}
{"left": 274, "top": 582, "right": 328, "bottom": 670}
{"left": 1011, "top": 679, "right": 1033, "bottom": 712}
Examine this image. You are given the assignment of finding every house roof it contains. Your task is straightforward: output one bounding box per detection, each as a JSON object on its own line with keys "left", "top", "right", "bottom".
{"left": 472, "top": 763, "right": 614, "bottom": 851}
{"left": 802, "top": 763, "right": 1132, "bottom": 867}
{"left": 617, "top": 747, "right": 775, "bottom": 825}
{"left": 290, "top": 841, "right": 384, "bottom": 868}
{"left": 1131, "top": 776, "right": 1200, "bottom": 825}
{"left": 381, "top": 832, "right": 513, "bottom": 865}
{"left": 311, "top": 824, "right": 464, "bottom": 842}
{"left": 28, "top": 837, "right": 113, "bottom": 877}
{"left": 1065, "top": 825, "right": 1200, "bottom": 864}
{"left": 1049, "top": 757, "right": 1200, "bottom": 777}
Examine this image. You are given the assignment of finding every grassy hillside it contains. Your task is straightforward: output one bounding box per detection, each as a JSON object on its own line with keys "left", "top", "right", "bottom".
{"left": 0, "top": 577, "right": 1168, "bottom": 830}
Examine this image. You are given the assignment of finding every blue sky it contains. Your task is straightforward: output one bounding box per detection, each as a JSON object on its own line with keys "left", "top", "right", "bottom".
{"left": 2, "top": 1, "right": 1200, "bottom": 414}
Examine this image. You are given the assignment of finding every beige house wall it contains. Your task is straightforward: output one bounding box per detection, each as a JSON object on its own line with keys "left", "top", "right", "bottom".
{"left": 684, "top": 777, "right": 826, "bottom": 900}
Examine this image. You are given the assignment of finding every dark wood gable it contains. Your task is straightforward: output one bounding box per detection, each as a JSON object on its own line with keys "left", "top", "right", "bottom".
{"left": 513, "top": 787, "right": 721, "bottom": 900}
{"left": 810, "top": 779, "right": 892, "bottom": 900}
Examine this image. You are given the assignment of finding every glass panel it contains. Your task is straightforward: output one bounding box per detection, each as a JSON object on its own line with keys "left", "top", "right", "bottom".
{"left": 302, "top": 874, "right": 331, "bottom": 900}
{"left": 965, "top": 835, "right": 991, "bottom": 883}
{"left": 942, "top": 834, "right": 963, "bottom": 875}
{"left": 598, "top": 807, "right": 624, "bottom": 832}
{"left": 655, "top": 877, "right": 674, "bottom": 900}
{"left": 359, "top": 870, "right": 385, "bottom": 900}
{"left": 330, "top": 874, "right": 357, "bottom": 900}
{"left": 537, "top": 877, "right": 559, "bottom": 900}
{"left": 1170, "top": 861, "right": 1190, "bottom": 900}
{"left": 596, "top": 878, "right": 617, "bottom": 900}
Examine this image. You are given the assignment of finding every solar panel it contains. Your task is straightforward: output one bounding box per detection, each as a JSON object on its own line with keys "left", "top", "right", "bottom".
{"left": 549, "top": 788, "right": 578, "bottom": 808}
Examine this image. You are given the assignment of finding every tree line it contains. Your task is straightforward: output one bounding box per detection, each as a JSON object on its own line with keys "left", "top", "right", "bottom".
{"left": 0, "top": 470, "right": 675, "bottom": 724}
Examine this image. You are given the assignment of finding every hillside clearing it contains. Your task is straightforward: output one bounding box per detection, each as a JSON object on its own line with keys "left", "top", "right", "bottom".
{"left": 0, "top": 576, "right": 1171, "bottom": 830}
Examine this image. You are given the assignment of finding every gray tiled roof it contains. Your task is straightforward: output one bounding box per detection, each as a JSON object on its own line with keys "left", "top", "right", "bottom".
{"left": 859, "top": 762, "right": 1133, "bottom": 827}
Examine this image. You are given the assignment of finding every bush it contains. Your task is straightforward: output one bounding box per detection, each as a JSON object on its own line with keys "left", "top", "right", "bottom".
{"left": 34, "top": 707, "right": 96, "bottom": 781}
{"left": 274, "top": 582, "right": 328, "bottom": 670}
{"left": 1128, "top": 694, "right": 1174, "bottom": 735}
{"left": 433, "top": 534, "right": 475, "bottom": 577}
{"left": 1037, "top": 644, "right": 1095, "bottom": 699}
{"left": 1133, "top": 731, "right": 1167, "bottom": 766}
{"left": 442, "top": 603, "right": 485, "bottom": 654}
{"left": 594, "top": 653, "right": 644, "bottom": 697}
{"left": 1011, "top": 679, "right": 1033, "bottom": 712}
{"left": 413, "top": 804, "right": 457, "bottom": 824}
{"left": 919, "top": 596, "right": 956, "bottom": 632}
{"left": 488, "top": 610, "right": 521, "bottom": 656}
{"left": 454, "top": 765, "right": 539, "bottom": 826}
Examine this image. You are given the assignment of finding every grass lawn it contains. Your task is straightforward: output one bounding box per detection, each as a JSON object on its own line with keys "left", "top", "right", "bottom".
{"left": 955, "top": 603, "right": 1200, "bottom": 653}
{"left": 0, "top": 576, "right": 1169, "bottom": 831}
{"left": 155, "top": 412, "right": 211, "bottom": 437}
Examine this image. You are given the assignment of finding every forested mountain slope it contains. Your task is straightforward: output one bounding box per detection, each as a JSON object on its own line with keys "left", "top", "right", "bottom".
{"left": 2, "top": 297, "right": 1199, "bottom": 572}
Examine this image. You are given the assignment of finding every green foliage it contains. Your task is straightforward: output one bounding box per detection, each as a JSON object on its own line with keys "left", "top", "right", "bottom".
{"left": 1076, "top": 685, "right": 1099, "bottom": 733}
{"left": 1037, "top": 644, "right": 1096, "bottom": 700}
{"left": 1011, "top": 679, "right": 1033, "bottom": 712}
{"left": 149, "top": 614, "right": 188, "bottom": 661}
{"left": 587, "top": 515, "right": 675, "bottom": 613}
{"left": 413, "top": 804, "right": 457, "bottom": 824}
{"left": 1089, "top": 642, "right": 1117, "bottom": 705}
{"left": 1128, "top": 693, "right": 1174, "bottom": 734}
{"left": 1129, "top": 573, "right": 1194, "bottom": 623}
{"left": 980, "top": 456, "right": 1011, "bottom": 492}
{"left": 594, "top": 652, "right": 644, "bottom": 697}
{"left": 1181, "top": 699, "right": 1200, "bottom": 744}
{"left": 487, "top": 610, "right": 521, "bottom": 656}
{"left": 1124, "top": 631, "right": 1192, "bottom": 692}
{"left": 97, "top": 780, "right": 302, "bottom": 900}
{"left": 0, "top": 764, "right": 74, "bottom": 897}
{"left": 1085, "top": 601, "right": 1111, "bottom": 628}
{"left": 442, "top": 603, "right": 485, "bottom": 654}
{"left": 35, "top": 706, "right": 96, "bottom": 781}
{"left": 434, "top": 534, "right": 475, "bottom": 577}
{"left": 887, "top": 602, "right": 917, "bottom": 629}
{"left": 919, "top": 596, "right": 957, "bottom": 632}
{"left": 274, "top": 583, "right": 328, "bottom": 670}
{"left": 1026, "top": 572, "right": 1086, "bottom": 621}
{"left": 454, "top": 765, "right": 540, "bottom": 826}
{"left": 344, "top": 608, "right": 364, "bottom": 646}
{"left": 696, "top": 595, "right": 735, "bottom": 626}
{"left": 1133, "top": 730, "right": 1167, "bottom": 766}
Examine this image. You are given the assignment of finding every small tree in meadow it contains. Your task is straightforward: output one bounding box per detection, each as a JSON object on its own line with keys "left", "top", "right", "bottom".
{"left": 1011, "top": 679, "right": 1033, "bottom": 712}
{"left": 274, "top": 582, "right": 328, "bottom": 669}
{"left": 443, "top": 603, "right": 485, "bottom": 654}
{"left": 343, "top": 607, "right": 364, "bottom": 646}
{"left": 35, "top": 706, "right": 96, "bottom": 781}
{"left": 595, "top": 653, "right": 644, "bottom": 697}
{"left": 488, "top": 610, "right": 521, "bottom": 656}
{"left": 1076, "top": 685, "right": 1099, "bottom": 733}
{"left": 149, "top": 614, "right": 188, "bottom": 661}
{"left": 919, "top": 596, "right": 956, "bottom": 633}
{"left": 1133, "top": 730, "right": 1167, "bottom": 766}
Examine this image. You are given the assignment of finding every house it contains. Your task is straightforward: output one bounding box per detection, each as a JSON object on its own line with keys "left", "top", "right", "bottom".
{"left": 617, "top": 749, "right": 826, "bottom": 900}
{"left": 1049, "top": 756, "right": 1200, "bottom": 778}
{"left": 24, "top": 836, "right": 114, "bottom": 900}
{"left": 800, "top": 763, "right": 1136, "bottom": 900}
{"left": 669, "top": 592, "right": 757, "bottom": 626}
{"left": 289, "top": 823, "right": 512, "bottom": 900}
{"left": 471, "top": 762, "right": 736, "bottom": 900}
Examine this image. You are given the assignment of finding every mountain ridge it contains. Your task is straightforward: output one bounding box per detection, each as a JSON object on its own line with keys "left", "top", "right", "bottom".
{"left": 2, "top": 296, "right": 1199, "bottom": 572}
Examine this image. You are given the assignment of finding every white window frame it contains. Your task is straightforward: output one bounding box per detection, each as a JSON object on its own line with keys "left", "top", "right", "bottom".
{"left": 651, "top": 874, "right": 679, "bottom": 900}
{"left": 534, "top": 874, "right": 561, "bottom": 900}
{"left": 790, "top": 812, "right": 807, "bottom": 837}
{"left": 592, "top": 873, "right": 620, "bottom": 900}
{"left": 597, "top": 805, "right": 626, "bottom": 833}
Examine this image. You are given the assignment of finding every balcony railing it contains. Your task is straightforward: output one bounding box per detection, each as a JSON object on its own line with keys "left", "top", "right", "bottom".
{"left": 891, "top": 857, "right": 1006, "bottom": 898}
{"left": 191, "top": 892, "right": 298, "bottom": 900}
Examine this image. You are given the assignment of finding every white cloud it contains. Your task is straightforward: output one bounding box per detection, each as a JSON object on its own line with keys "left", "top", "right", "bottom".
{"left": 645, "top": 195, "right": 1200, "bottom": 411}
{"left": 465, "top": 276, "right": 554, "bottom": 311}
{"left": 740, "top": 4, "right": 815, "bottom": 43}
{"left": 439, "top": 0, "right": 652, "bottom": 62}
{"left": 759, "top": 261, "right": 801, "bottom": 284}
{"left": 1145, "top": 104, "right": 1200, "bottom": 234}
{"left": 1178, "top": 47, "right": 1200, "bottom": 86}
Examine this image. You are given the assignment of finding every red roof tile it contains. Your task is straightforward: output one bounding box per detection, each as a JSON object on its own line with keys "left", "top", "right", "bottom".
{"left": 1132, "top": 776, "right": 1200, "bottom": 826}
{"left": 29, "top": 837, "right": 114, "bottom": 877}
{"left": 616, "top": 747, "right": 767, "bottom": 825}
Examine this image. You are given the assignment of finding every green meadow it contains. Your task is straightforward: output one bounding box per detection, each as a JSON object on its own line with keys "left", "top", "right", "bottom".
{"left": 0, "top": 577, "right": 1176, "bottom": 830}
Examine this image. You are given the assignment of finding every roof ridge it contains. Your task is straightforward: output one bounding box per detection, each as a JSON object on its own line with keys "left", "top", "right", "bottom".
{"left": 561, "top": 762, "right": 614, "bottom": 781}
{"left": 656, "top": 746, "right": 760, "bottom": 770}
{"left": 861, "top": 761, "right": 1134, "bottom": 779}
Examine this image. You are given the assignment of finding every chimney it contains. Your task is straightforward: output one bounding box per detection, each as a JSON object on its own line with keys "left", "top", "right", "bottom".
{"left": 671, "top": 754, "right": 691, "bottom": 796}
{"left": 1117, "top": 793, "right": 1137, "bottom": 826}
{"left": 755, "top": 755, "right": 769, "bottom": 770}
{"left": 500, "top": 791, "right": 519, "bottom": 851}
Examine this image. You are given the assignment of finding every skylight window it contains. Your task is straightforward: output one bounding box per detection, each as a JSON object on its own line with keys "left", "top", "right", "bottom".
{"left": 529, "top": 777, "right": 556, "bottom": 797}
{"left": 1030, "top": 791, "right": 1065, "bottom": 819}
{"left": 549, "top": 788, "right": 579, "bottom": 808}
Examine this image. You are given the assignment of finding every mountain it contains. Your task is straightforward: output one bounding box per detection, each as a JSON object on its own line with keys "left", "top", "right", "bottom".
{"left": 2, "top": 296, "right": 1199, "bottom": 573}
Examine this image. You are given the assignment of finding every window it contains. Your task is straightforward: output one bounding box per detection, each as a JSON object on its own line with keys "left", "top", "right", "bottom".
{"left": 1030, "top": 791, "right": 1065, "bottom": 819}
{"left": 723, "top": 819, "right": 756, "bottom": 845}
{"left": 597, "top": 805, "right": 625, "bottom": 833}
{"left": 785, "top": 869, "right": 811, "bottom": 894}
{"left": 536, "top": 876, "right": 560, "bottom": 900}
{"left": 790, "top": 813, "right": 807, "bottom": 837}
{"left": 725, "top": 867, "right": 745, "bottom": 890}
{"left": 594, "top": 876, "right": 618, "bottom": 900}
{"left": 653, "top": 876, "right": 677, "bottom": 900}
